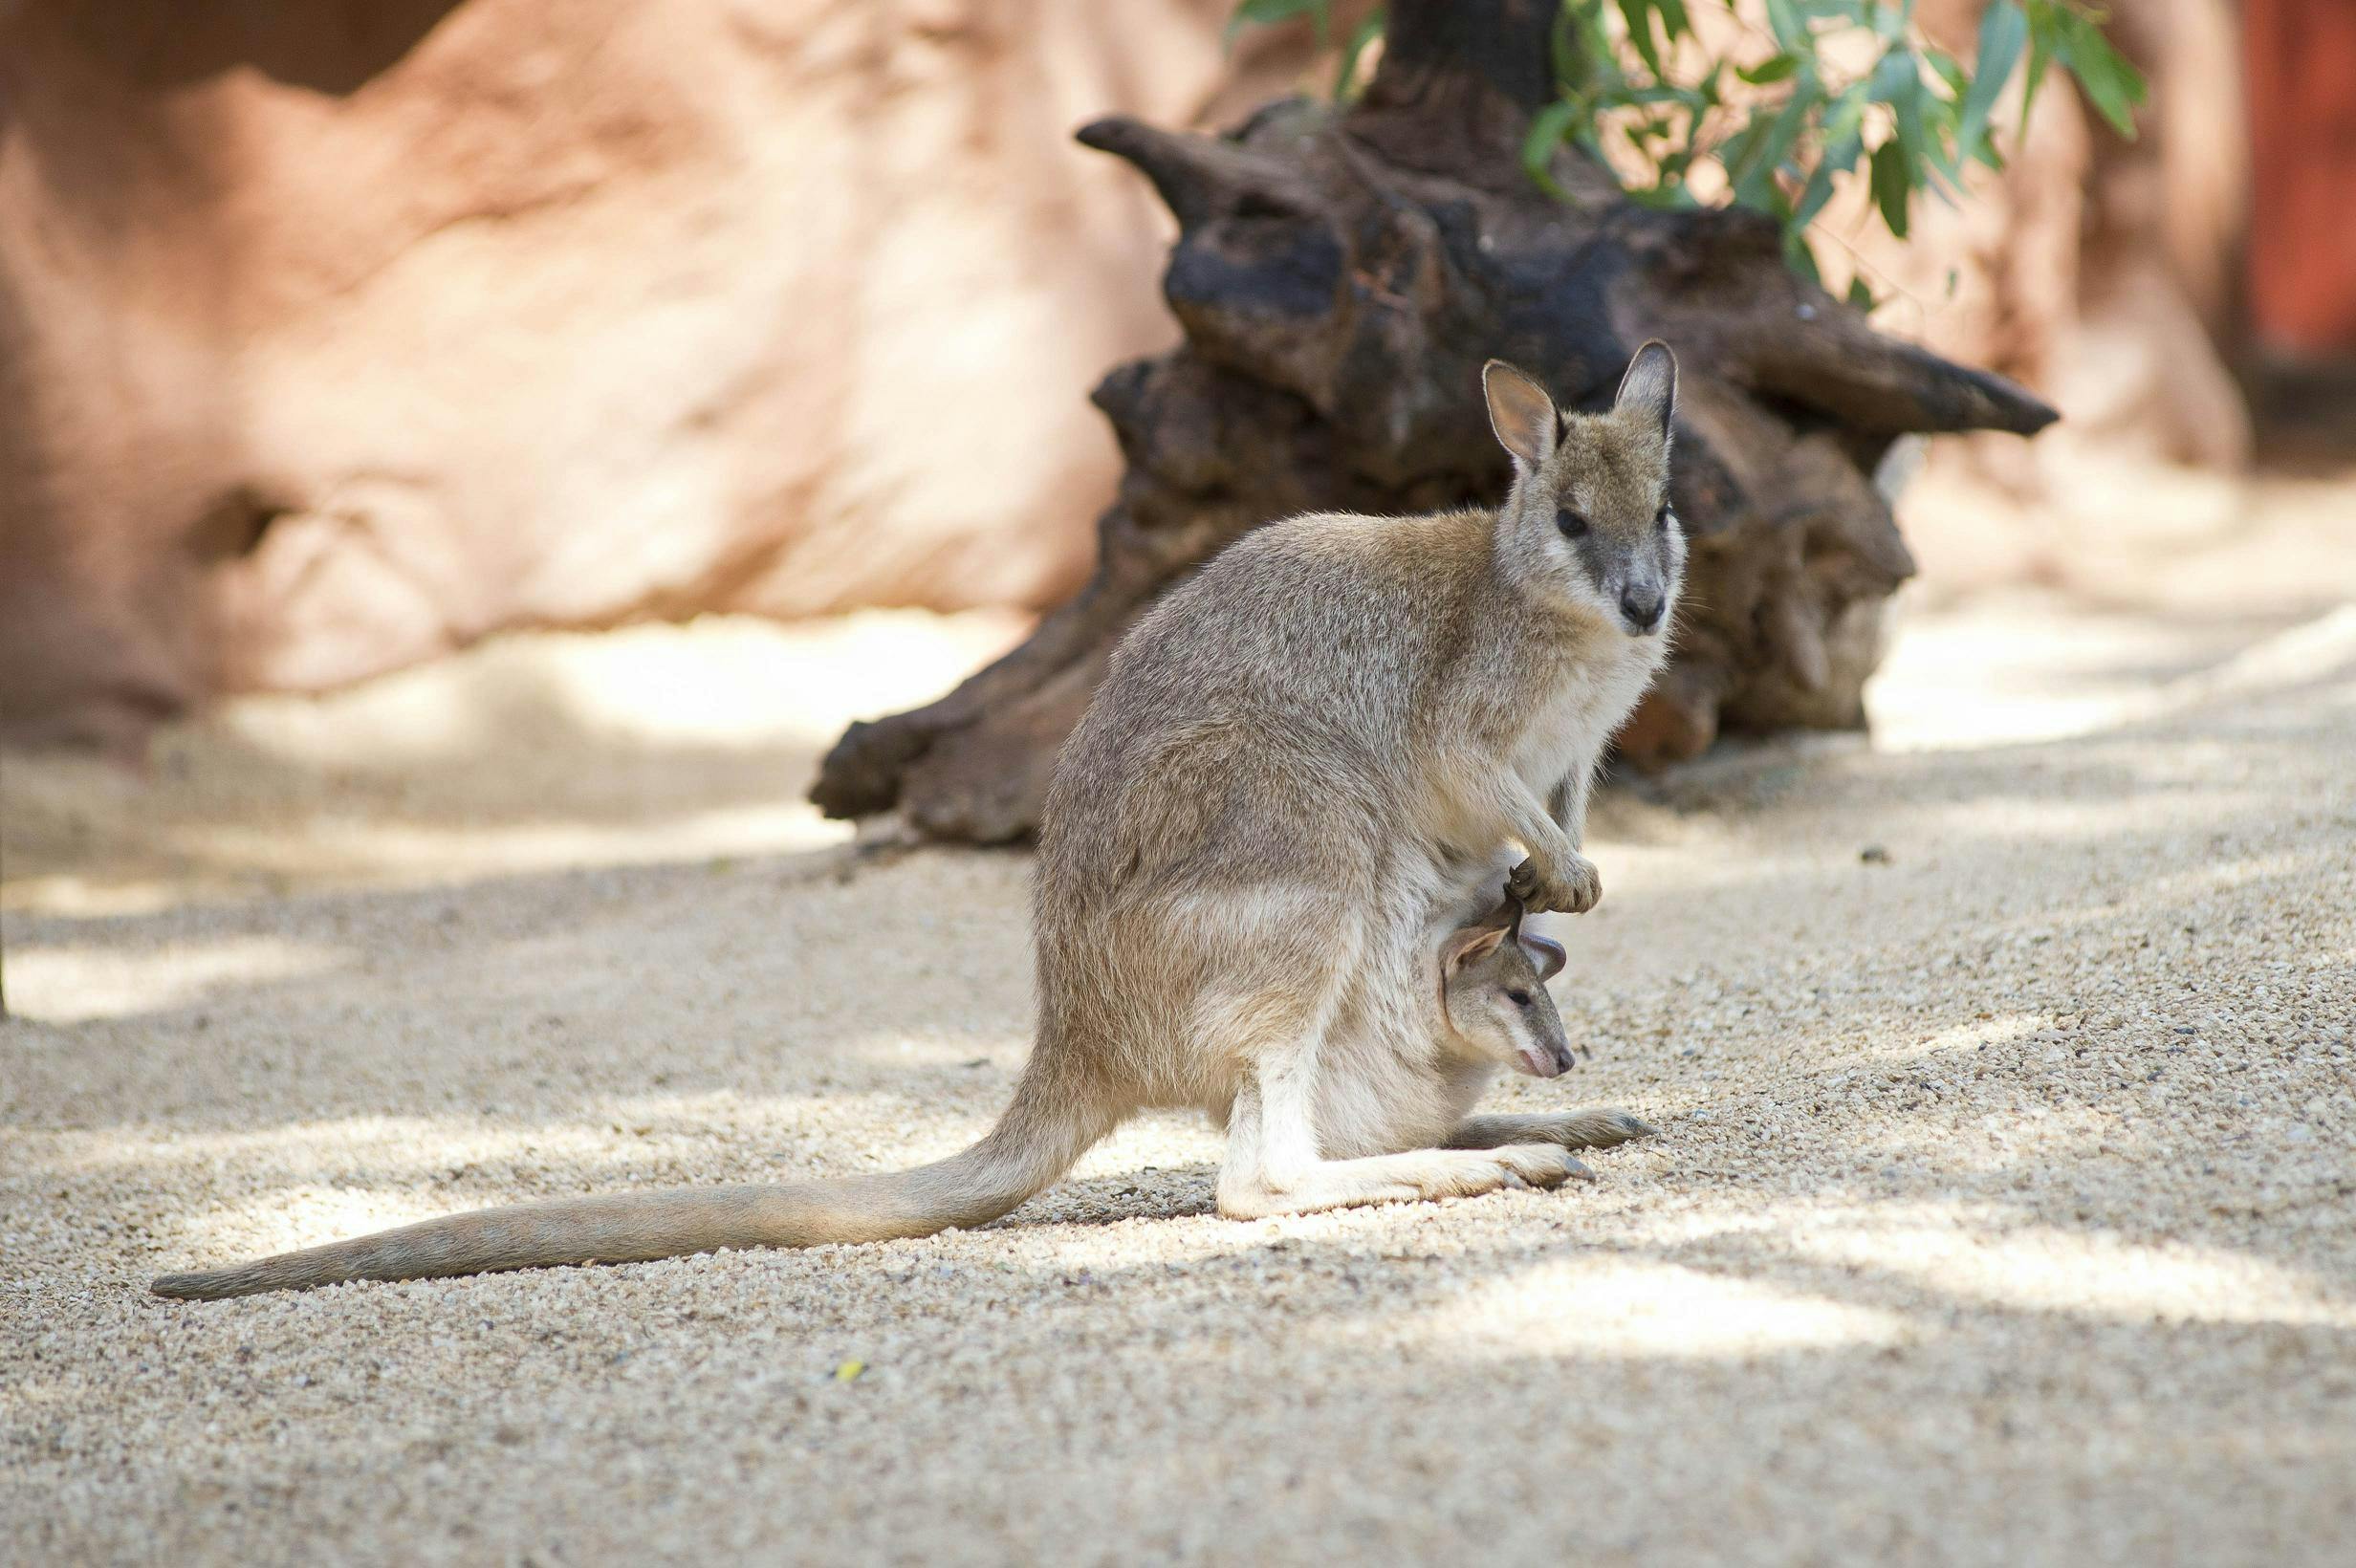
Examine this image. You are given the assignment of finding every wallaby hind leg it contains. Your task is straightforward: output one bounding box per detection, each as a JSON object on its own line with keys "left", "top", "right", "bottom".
{"left": 1218, "top": 1141, "right": 1593, "bottom": 1220}
{"left": 1214, "top": 1062, "right": 1592, "bottom": 1222}
{"left": 1445, "top": 1109, "right": 1659, "bottom": 1152}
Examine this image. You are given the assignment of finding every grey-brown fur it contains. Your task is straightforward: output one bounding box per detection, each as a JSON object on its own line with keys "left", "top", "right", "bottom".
{"left": 149, "top": 345, "right": 1678, "bottom": 1299}
{"left": 1029, "top": 343, "right": 1681, "bottom": 1217}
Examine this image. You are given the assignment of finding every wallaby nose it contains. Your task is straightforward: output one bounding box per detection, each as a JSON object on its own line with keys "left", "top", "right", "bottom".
{"left": 1619, "top": 584, "right": 1665, "bottom": 633}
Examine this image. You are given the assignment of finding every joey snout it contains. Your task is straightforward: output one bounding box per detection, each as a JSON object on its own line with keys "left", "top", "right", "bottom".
{"left": 1516, "top": 1038, "right": 1577, "bottom": 1078}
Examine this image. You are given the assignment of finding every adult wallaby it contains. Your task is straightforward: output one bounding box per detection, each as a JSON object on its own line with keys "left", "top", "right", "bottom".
{"left": 1033, "top": 342, "right": 1681, "bottom": 1219}
{"left": 150, "top": 344, "right": 1679, "bottom": 1298}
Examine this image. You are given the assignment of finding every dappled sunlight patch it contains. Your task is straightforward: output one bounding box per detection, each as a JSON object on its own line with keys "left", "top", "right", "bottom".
{"left": 1853, "top": 1100, "right": 2123, "bottom": 1178}
{"left": 1390, "top": 1256, "right": 1910, "bottom": 1361}
{"left": 174, "top": 1183, "right": 485, "bottom": 1262}
{"left": 1802, "top": 1011, "right": 2047, "bottom": 1075}
{"left": 2, "top": 610, "right": 1030, "bottom": 911}
{"left": 1896, "top": 785, "right": 2269, "bottom": 855}
{"left": 157, "top": 805, "right": 852, "bottom": 894}
{"left": 1062, "top": 1110, "right": 1224, "bottom": 1181}
{"left": 828, "top": 1027, "right": 1036, "bottom": 1073}
{"left": 44, "top": 1114, "right": 626, "bottom": 1179}
{"left": 205, "top": 610, "right": 1031, "bottom": 773}
{"left": 5, "top": 934, "right": 350, "bottom": 1023}
{"left": 1784, "top": 1215, "right": 2356, "bottom": 1328}
{"left": 1867, "top": 600, "right": 2356, "bottom": 753}
{"left": 2125, "top": 848, "right": 2316, "bottom": 908}
{"left": 27, "top": 1090, "right": 976, "bottom": 1185}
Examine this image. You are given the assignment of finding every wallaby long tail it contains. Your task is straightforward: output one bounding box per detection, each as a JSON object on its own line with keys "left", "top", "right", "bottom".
{"left": 151, "top": 1073, "right": 1110, "bottom": 1300}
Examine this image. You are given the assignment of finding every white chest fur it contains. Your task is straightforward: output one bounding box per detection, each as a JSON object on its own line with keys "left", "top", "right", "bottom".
{"left": 1510, "top": 641, "right": 1663, "bottom": 804}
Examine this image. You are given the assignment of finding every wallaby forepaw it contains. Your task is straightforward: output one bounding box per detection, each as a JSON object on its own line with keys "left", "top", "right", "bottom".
{"left": 1508, "top": 854, "right": 1602, "bottom": 916}
{"left": 1557, "top": 854, "right": 1603, "bottom": 914}
{"left": 1564, "top": 1108, "right": 1658, "bottom": 1148}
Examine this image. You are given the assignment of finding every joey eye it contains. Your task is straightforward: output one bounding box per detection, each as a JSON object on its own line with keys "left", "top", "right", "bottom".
{"left": 1506, "top": 989, "right": 1534, "bottom": 1008}
{"left": 1655, "top": 503, "right": 1673, "bottom": 533}
{"left": 1555, "top": 508, "right": 1588, "bottom": 539}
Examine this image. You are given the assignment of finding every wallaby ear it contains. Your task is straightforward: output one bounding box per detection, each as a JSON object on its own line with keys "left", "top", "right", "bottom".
{"left": 1483, "top": 360, "right": 1558, "bottom": 471}
{"left": 1442, "top": 924, "right": 1509, "bottom": 975}
{"left": 1519, "top": 932, "right": 1568, "bottom": 983}
{"left": 1614, "top": 339, "right": 1677, "bottom": 445}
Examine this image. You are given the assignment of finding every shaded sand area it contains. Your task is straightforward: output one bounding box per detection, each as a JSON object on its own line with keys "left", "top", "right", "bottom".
{"left": 4, "top": 579, "right": 2353, "bottom": 1565}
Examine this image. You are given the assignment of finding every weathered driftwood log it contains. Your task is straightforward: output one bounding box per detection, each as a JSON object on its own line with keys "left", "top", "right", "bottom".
{"left": 813, "top": 0, "right": 2055, "bottom": 842}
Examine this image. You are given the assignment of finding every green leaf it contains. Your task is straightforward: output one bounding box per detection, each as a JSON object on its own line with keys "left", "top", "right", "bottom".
{"left": 1958, "top": 1, "right": 2026, "bottom": 163}
{"left": 1869, "top": 137, "right": 1911, "bottom": 238}
{"left": 1873, "top": 49, "right": 1938, "bottom": 182}
{"left": 1618, "top": 0, "right": 1667, "bottom": 80}
{"left": 1822, "top": 76, "right": 1871, "bottom": 145}
{"left": 1560, "top": 0, "right": 1621, "bottom": 98}
{"left": 1874, "top": 0, "right": 1916, "bottom": 42}
{"left": 1847, "top": 274, "right": 1878, "bottom": 311}
{"left": 1925, "top": 48, "right": 1969, "bottom": 99}
{"left": 2055, "top": 8, "right": 2148, "bottom": 137}
{"left": 1696, "top": 58, "right": 1726, "bottom": 107}
{"left": 1739, "top": 53, "right": 1801, "bottom": 85}
{"left": 1223, "top": 0, "right": 1327, "bottom": 48}
{"left": 1783, "top": 231, "right": 1824, "bottom": 288}
{"left": 1332, "top": 8, "right": 1385, "bottom": 99}
{"left": 1552, "top": 2, "right": 1587, "bottom": 92}
{"left": 1868, "top": 46, "right": 1919, "bottom": 106}
{"left": 1792, "top": 120, "right": 1863, "bottom": 231}
{"left": 1764, "top": 0, "right": 1808, "bottom": 52}
{"left": 1722, "top": 71, "right": 1821, "bottom": 207}
{"left": 2018, "top": 0, "right": 2060, "bottom": 137}
{"left": 1521, "top": 98, "right": 1587, "bottom": 200}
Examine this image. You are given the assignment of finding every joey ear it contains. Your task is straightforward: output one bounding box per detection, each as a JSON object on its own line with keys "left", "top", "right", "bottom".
{"left": 1518, "top": 933, "right": 1568, "bottom": 983}
{"left": 1442, "top": 924, "right": 1509, "bottom": 975}
{"left": 1483, "top": 360, "right": 1558, "bottom": 471}
{"left": 1614, "top": 340, "right": 1678, "bottom": 445}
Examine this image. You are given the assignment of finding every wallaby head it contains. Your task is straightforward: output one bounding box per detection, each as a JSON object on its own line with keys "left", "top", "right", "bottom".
{"left": 1482, "top": 342, "right": 1684, "bottom": 637}
{"left": 1439, "top": 898, "right": 1575, "bottom": 1078}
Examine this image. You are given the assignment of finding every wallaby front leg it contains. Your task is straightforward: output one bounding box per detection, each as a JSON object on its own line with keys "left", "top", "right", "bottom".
{"left": 1446, "top": 1109, "right": 1659, "bottom": 1152}
{"left": 1216, "top": 1065, "right": 1591, "bottom": 1221}
{"left": 1546, "top": 772, "right": 1595, "bottom": 853}
{"left": 1465, "top": 766, "right": 1601, "bottom": 916}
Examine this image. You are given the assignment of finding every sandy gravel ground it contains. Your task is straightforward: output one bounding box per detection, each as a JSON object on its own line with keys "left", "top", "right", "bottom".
{"left": 3, "top": 584, "right": 2352, "bottom": 1567}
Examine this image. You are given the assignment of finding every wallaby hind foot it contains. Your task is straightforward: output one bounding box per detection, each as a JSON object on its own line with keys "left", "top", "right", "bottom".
{"left": 1215, "top": 1143, "right": 1593, "bottom": 1221}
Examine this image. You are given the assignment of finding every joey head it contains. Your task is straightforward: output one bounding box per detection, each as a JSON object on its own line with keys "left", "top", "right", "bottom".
{"left": 1441, "top": 897, "right": 1575, "bottom": 1079}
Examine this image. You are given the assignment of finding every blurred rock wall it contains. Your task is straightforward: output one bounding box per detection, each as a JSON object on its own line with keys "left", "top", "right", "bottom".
{"left": 0, "top": 0, "right": 1241, "bottom": 749}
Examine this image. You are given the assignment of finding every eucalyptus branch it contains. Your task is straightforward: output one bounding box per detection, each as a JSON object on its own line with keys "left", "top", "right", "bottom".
{"left": 1232, "top": 0, "right": 2147, "bottom": 306}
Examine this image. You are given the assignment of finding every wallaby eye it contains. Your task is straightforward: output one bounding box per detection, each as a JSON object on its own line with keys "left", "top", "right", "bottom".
{"left": 1555, "top": 508, "right": 1588, "bottom": 539}
{"left": 1655, "top": 503, "right": 1673, "bottom": 533}
{"left": 1507, "top": 989, "right": 1534, "bottom": 1008}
